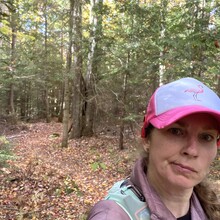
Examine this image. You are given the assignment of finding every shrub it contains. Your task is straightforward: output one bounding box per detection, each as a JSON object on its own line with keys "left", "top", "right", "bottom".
{"left": 0, "top": 136, "right": 15, "bottom": 168}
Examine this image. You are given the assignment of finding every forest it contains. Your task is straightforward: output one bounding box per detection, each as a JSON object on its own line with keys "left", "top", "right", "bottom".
{"left": 0, "top": 0, "right": 220, "bottom": 219}
{"left": 0, "top": 0, "right": 220, "bottom": 147}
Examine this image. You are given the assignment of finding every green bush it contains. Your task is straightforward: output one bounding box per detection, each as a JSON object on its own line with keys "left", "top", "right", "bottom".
{"left": 0, "top": 136, "right": 15, "bottom": 168}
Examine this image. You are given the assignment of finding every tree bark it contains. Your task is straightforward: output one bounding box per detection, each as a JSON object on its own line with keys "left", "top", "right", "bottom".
{"left": 84, "top": 0, "right": 103, "bottom": 136}
{"left": 158, "top": 0, "right": 168, "bottom": 85}
{"left": 69, "top": 0, "right": 84, "bottom": 139}
{"left": 61, "top": 0, "right": 76, "bottom": 147}
{"left": 8, "top": 0, "right": 17, "bottom": 124}
{"left": 119, "top": 69, "right": 128, "bottom": 150}
{"left": 61, "top": 68, "right": 70, "bottom": 148}
{"left": 43, "top": 0, "right": 51, "bottom": 123}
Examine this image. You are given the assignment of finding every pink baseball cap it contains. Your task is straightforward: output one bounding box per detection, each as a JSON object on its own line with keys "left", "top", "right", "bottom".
{"left": 141, "top": 77, "right": 220, "bottom": 138}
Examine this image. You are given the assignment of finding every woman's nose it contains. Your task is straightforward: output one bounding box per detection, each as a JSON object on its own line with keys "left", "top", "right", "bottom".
{"left": 182, "top": 136, "right": 199, "bottom": 157}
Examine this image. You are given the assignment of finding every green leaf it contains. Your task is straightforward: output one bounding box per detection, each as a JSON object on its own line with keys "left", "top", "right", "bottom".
{"left": 99, "top": 162, "right": 107, "bottom": 170}
{"left": 91, "top": 162, "right": 99, "bottom": 170}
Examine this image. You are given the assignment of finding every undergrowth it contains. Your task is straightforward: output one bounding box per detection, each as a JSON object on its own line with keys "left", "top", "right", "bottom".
{"left": 0, "top": 136, "right": 15, "bottom": 168}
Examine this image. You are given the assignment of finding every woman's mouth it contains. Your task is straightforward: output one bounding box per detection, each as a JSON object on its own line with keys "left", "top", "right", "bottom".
{"left": 171, "top": 162, "right": 197, "bottom": 173}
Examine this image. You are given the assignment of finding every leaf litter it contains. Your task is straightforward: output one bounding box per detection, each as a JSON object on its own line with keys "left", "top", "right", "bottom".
{"left": 0, "top": 122, "right": 219, "bottom": 219}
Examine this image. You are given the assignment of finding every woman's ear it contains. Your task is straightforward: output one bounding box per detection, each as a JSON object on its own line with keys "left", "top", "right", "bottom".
{"left": 143, "top": 138, "right": 150, "bottom": 152}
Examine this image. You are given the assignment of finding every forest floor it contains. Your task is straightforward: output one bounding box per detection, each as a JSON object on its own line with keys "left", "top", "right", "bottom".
{"left": 0, "top": 122, "right": 219, "bottom": 220}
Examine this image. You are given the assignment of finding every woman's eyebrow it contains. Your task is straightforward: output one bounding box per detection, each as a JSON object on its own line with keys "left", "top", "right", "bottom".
{"left": 202, "top": 128, "right": 219, "bottom": 133}
{"left": 173, "top": 120, "right": 219, "bottom": 131}
{"left": 171, "top": 121, "right": 186, "bottom": 127}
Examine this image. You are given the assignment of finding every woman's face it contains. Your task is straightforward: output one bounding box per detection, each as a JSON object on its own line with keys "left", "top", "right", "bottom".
{"left": 147, "top": 113, "right": 218, "bottom": 190}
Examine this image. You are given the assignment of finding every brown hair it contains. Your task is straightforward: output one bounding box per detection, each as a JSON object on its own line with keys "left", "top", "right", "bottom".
{"left": 143, "top": 124, "right": 220, "bottom": 219}
{"left": 194, "top": 181, "right": 220, "bottom": 219}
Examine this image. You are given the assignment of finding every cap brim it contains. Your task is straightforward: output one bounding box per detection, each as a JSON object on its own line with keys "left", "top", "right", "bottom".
{"left": 149, "top": 105, "right": 220, "bottom": 129}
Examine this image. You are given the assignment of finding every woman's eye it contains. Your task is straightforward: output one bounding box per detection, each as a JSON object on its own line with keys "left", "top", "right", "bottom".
{"left": 168, "top": 128, "right": 184, "bottom": 136}
{"left": 199, "top": 133, "right": 214, "bottom": 142}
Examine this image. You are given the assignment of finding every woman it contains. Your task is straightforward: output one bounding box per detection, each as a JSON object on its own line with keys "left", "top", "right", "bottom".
{"left": 87, "top": 77, "right": 220, "bottom": 220}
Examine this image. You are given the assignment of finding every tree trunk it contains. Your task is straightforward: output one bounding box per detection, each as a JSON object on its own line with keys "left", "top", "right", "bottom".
{"left": 61, "top": 69, "right": 70, "bottom": 148}
{"left": 159, "top": 0, "right": 168, "bottom": 85}
{"left": 8, "top": 0, "right": 17, "bottom": 124}
{"left": 119, "top": 69, "right": 128, "bottom": 150}
{"left": 45, "top": 88, "right": 50, "bottom": 123}
{"left": 9, "top": 83, "right": 15, "bottom": 114}
{"left": 20, "top": 81, "right": 28, "bottom": 120}
{"left": 58, "top": 24, "right": 65, "bottom": 123}
{"left": 84, "top": 0, "right": 103, "bottom": 136}
{"left": 61, "top": 0, "right": 76, "bottom": 147}
{"left": 118, "top": 45, "right": 131, "bottom": 150}
{"left": 58, "top": 82, "right": 64, "bottom": 123}
{"left": 43, "top": 0, "right": 51, "bottom": 123}
{"left": 69, "top": 0, "right": 84, "bottom": 139}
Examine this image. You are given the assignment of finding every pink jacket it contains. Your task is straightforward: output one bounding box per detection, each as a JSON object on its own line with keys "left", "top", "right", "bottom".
{"left": 87, "top": 158, "right": 207, "bottom": 220}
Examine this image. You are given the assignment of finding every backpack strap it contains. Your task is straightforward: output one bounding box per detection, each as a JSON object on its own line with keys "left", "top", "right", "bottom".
{"left": 121, "top": 179, "right": 145, "bottom": 202}
{"left": 105, "top": 179, "right": 150, "bottom": 220}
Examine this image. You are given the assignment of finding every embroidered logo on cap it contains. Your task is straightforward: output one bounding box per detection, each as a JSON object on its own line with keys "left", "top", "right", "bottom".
{"left": 184, "top": 85, "right": 204, "bottom": 101}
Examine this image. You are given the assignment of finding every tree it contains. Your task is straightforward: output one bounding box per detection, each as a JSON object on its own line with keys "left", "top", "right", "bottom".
{"left": 43, "top": 0, "right": 51, "bottom": 123}
{"left": 69, "top": 0, "right": 84, "bottom": 139}
{"left": 83, "top": 0, "right": 103, "bottom": 136}
{"left": 8, "top": 0, "right": 18, "bottom": 123}
{"left": 61, "top": 0, "right": 72, "bottom": 148}
{"left": 0, "top": 0, "right": 220, "bottom": 148}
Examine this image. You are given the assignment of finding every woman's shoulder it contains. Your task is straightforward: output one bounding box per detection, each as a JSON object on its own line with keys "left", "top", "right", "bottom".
{"left": 87, "top": 200, "right": 130, "bottom": 220}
